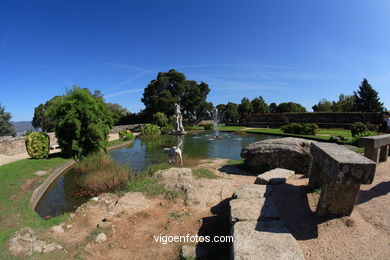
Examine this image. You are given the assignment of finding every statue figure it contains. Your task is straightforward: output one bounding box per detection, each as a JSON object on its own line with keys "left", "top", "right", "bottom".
{"left": 173, "top": 103, "right": 185, "bottom": 134}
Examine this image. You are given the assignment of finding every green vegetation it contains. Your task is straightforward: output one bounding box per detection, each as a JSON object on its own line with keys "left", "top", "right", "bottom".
{"left": 25, "top": 132, "right": 50, "bottom": 159}
{"left": 0, "top": 103, "right": 16, "bottom": 137}
{"left": 141, "top": 124, "right": 161, "bottom": 135}
{"left": 141, "top": 69, "right": 212, "bottom": 122}
{"left": 203, "top": 124, "right": 213, "bottom": 130}
{"left": 281, "top": 123, "right": 319, "bottom": 135}
{"left": 192, "top": 168, "right": 219, "bottom": 179}
{"left": 105, "top": 102, "right": 129, "bottom": 126}
{"left": 351, "top": 122, "right": 368, "bottom": 137}
{"left": 125, "top": 177, "right": 179, "bottom": 200}
{"left": 151, "top": 112, "right": 169, "bottom": 128}
{"left": 74, "top": 153, "right": 132, "bottom": 193}
{"left": 119, "top": 129, "right": 134, "bottom": 141}
{"left": 0, "top": 156, "right": 70, "bottom": 258}
{"left": 48, "top": 86, "right": 114, "bottom": 159}
{"left": 32, "top": 96, "right": 63, "bottom": 132}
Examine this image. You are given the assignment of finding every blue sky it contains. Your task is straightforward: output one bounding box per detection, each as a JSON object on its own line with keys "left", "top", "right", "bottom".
{"left": 1, "top": 0, "right": 389, "bottom": 121}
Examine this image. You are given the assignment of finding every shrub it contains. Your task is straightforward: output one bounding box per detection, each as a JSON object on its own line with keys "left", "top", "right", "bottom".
{"left": 160, "top": 124, "right": 173, "bottom": 134}
{"left": 151, "top": 112, "right": 169, "bottom": 128}
{"left": 48, "top": 86, "right": 114, "bottom": 159}
{"left": 347, "top": 131, "right": 374, "bottom": 146}
{"left": 74, "top": 153, "right": 132, "bottom": 193}
{"left": 119, "top": 129, "right": 134, "bottom": 141}
{"left": 351, "top": 122, "right": 368, "bottom": 137}
{"left": 204, "top": 124, "right": 214, "bottom": 130}
{"left": 25, "top": 132, "right": 50, "bottom": 159}
{"left": 141, "top": 124, "right": 161, "bottom": 135}
{"left": 281, "top": 123, "right": 319, "bottom": 135}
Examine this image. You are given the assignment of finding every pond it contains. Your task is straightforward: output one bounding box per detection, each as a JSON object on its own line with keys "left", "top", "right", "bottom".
{"left": 35, "top": 131, "right": 275, "bottom": 219}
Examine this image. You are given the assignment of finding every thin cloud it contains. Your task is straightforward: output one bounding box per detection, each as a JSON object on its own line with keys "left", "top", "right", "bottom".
{"left": 105, "top": 88, "right": 144, "bottom": 98}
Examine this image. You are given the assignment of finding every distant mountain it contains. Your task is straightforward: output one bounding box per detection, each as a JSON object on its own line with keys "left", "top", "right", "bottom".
{"left": 11, "top": 121, "right": 35, "bottom": 133}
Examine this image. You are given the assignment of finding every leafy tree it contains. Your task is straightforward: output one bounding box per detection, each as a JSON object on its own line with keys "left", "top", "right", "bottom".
{"left": 269, "top": 103, "right": 278, "bottom": 113}
{"left": 217, "top": 102, "right": 239, "bottom": 124}
{"left": 312, "top": 99, "right": 332, "bottom": 112}
{"left": 32, "top": 96, "right": 63, "bottom": 132}
{"left": 48, "top": 86, "right": 114, "bottom": 159}
{"left": 151, "top": 112, "right": 169, "bottom": 127}
{"left": 251, "top": 96, "right": 270, "bottom": 113}
{"left": 354, "top": 78, "right": 384, "bottom": 112}
{"left": 276, "top": 102, "right": 307, "bottom": 113}
{"left": 141, "top": 69, "right": 211, "bottom": 122}
{"left": 331, "top": 94, "right": 357, "bottom": 112}
{"left": 106, "top": 103, "right": 129, "bottom": 125}
{"left": 238, "top": 98, "right": 253, "bottom": 121}
{"left": 0, "top": 104, "right": 16, "bottom": 136}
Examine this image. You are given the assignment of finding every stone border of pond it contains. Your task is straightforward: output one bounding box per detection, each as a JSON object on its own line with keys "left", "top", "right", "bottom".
{"left": 29, "top": 139, "right": 135, "bottom": 211}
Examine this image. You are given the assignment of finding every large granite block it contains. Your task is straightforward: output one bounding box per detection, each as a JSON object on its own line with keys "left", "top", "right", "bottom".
{"left": 232, "top": 184, "right": 274, "bottom": 200}
{"left": 232, "top": 221, "right": 305, "bottom": 260}
{"left": 230, "top": 198, "right": 280, "bottom": 223}
{"left": 255, "top": 168, "right": 295, "bottom": 185}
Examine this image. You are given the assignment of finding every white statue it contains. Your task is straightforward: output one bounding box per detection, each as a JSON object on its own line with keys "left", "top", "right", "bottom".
{"left": 173, "top": 103, "right": 185, "bottom": 134}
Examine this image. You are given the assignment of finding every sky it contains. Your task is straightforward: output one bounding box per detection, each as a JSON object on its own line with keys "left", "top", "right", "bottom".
{"left": 1, "top": 0, "right": 390, "bottom": 121}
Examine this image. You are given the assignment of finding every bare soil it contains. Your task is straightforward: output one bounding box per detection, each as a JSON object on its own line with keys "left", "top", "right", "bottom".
{"left": 43, "top": 158, "right": 390, "bottom": 260}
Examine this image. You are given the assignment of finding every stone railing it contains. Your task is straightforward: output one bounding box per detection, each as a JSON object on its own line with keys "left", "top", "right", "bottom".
{"left": 358, "top": 134, "right": 390, "bottom": 163}
{"left": 309, "top": 142, "right": 376, "bottom": 216}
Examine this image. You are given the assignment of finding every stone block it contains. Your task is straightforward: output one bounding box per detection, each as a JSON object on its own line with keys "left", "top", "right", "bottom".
{"left": 358, "top": 134, "right": 390, "bottom": 148}
{"left": 255, "top": 168, "right": 295, "bottom": 185}
{"left": 380, "top": 145, "right": 389, "bottom": 162}
{"left": 230, "top": 198, "right": 280, "bottom": 223}
{"left": 308, "top": 161, "right": 324, "bottom": 190}
{"left": 231, "top": 221, "right": 305, "bottom": 260}
{"left": 232, "top": 184, "right": 273, "bottom": 199}
{"left": 310, "top": 142, "right": 376, "bottom": 185}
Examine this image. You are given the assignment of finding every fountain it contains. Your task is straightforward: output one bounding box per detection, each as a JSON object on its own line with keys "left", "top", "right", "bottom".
{"left": 212, "top": 107, "right": 223, "bottom": 140}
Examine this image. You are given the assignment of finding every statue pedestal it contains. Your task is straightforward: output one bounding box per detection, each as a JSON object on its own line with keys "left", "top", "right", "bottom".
{"left": 170, "top": 131, "right": 186, "bottom": 135}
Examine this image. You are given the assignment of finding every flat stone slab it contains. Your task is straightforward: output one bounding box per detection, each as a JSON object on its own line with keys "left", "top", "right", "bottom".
{"left": 33, "top": 171, "right": 47, "bottom": 176}
{"left": 232, "top": 184, "right": 274, "bottom": 199}
{"left": 232, "top": 221, "right": 305, "bottom": 260}
{"left": 311, "top": 142, "right": 376, "bottom": 184}
{"left": 358, "top": 134, "right": 390, "bottom": 148}
{"left": 255, "top": 168, "right": 295, "bottom": 185}
{"left": 230, "top": 198, "right": 280, "bottom": 223}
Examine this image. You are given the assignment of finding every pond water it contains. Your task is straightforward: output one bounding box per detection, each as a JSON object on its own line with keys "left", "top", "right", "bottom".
{"left": 35, "top": 131, "right": 274, "bottom": 218}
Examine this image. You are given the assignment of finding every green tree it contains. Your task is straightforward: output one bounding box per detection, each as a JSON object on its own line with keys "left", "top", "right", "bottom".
{"left": 32, "top": 96, "right": 63, "bottom": 132}
{"left": 269, "top": 103, "right": 278, "bottom": 113}
{"left": 354, "top": 78, "right": 384, "bottom": 112}
{"left": 276, "top": 102, "right": 307, "bottom": 113}
{"left": 151, "top": 112, "right": 169, "bottom": 127}
{"left": 141, "top": 69, "right": 211, "bottom": 122}
{"left": 331, "top": 94, "right": 357, "bottom": 112}
{"left": 251, "top": 96, "right": 270, "bottom": 113}
{"left": 312, "top": 99, "right": 332, "bottom": 112}
{"left": 48, "top": 86, "right": 114, "bottom": 159}
{"left": 106, "top": 103, "right": 129, "bottom": 125}
{"left": 238, "top": 98, "right": 253, "bottom": 122}
{"left": 0, "top": 104, "right": 16, "bottom": 137}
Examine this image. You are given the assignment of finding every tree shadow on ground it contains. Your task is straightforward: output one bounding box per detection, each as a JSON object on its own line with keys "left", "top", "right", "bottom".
{"left": 196, "top": 198, "right": 232, "bottom": 260}
{"left": 356, "top": 181, "right": 390, "bottom": 205}
{"left": 218, "top": 164, "right": 257, "bottom": 176}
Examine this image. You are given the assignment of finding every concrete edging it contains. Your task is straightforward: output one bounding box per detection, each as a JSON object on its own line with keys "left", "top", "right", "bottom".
{"left": 29, "top": 139, "right": 135, "bottom": 210}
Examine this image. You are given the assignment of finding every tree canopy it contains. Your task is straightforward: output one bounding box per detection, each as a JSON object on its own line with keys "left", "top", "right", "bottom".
{"left": 251, "top": 96, "right": 270, "bottom": 113}
{"left": 48, "top": 86, "right": 114, "bottom": 159}
{"left": 141, "top": 70, "right": 212, "bottom": 122}
{"left": 32, "top": 96, "right": 63, "bottom": 132}
{"left": 238, "top": 98, "right": 253, "bottom": 121}
{"left": 0, "top": 104, "right": 16, "bottom": 137}
{"left": 106, "top": 103, "right": 129, "bottom": 125}
{"left": 354, "top": 78, "right": 384, "bottom": 112}
{"left": 276, "top": 102, "right": 307, "bottom": 113}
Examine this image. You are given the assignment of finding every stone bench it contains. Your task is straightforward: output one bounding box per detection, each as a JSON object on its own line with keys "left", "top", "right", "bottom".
{"left": 309, "top": 142, "right": 376, "bottom": 216}
{"left": 358, "top": 134, "right": 390, "bottom": 163}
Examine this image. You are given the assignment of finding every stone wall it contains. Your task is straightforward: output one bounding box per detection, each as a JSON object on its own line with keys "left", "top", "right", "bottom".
{"left": 109, "top": 124, "right": 144, "bottom": 133}
{"left": 245, "top": 112, "right": 384, "bottom": 129}
{"left": 0, "top": 133, "right": 57, "bottom": 156}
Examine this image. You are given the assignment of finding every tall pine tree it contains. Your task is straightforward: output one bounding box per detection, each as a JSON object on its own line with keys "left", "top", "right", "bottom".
{"left": 354, "top": 78, "right": 384, "bottom": 112}
{"left": 0, "top": 104, "right": 16, "bottom": 137}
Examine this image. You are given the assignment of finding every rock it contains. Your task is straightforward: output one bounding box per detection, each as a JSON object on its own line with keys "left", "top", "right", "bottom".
{"left": 95, "top": 233, "right": 107, "bottom": 243}
{"left": 241, "top": 137, "right": 313, "bottom": 175}
{"left": 51, "top": 225, "right": 64, "bottom": 233}
{"left": 111, "top": 192, "right": 151, "bottom": 216}
{"left": 232, "top": 184, "right": 274, "bottom": 199}
{"left": 255, "top": 168, "right": 295, "bottom": 185}
{"left": 33, "top": 170, "right": 47, "bottom": 176}
{"left": 181, "top": 245, "right": 208, "bottom": 259}
{"left": 230, "top": 198, "right": 280, "bottom": 223}
{"left": 232, "top": 221, "right": 304, "bottom": 260}
{"left": 8, "top": 228, "right": 62, "bottom": 256}
{"left": 97, "top": 221, "right": 112, "bottom": 229}
{"left": 154, "top": 168, "right": 194, "bottom": 193}
{"left": 66, "top": 224, "right": 73, "bottom": 230}
{"left": 91, "top": 197, "right": 99, "bottom": 201}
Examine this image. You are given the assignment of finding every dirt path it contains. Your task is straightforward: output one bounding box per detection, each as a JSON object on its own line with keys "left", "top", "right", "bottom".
{"left": 272, "top": 160, "right": 390, "bottom": 259}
